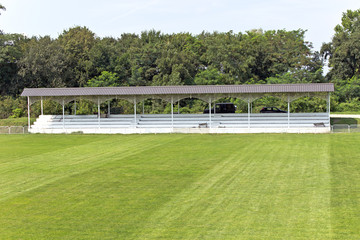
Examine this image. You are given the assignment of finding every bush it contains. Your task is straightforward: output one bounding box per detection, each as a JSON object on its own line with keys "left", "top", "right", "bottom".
{"left": 76, "top": 100, "right": 96, "bottom": 115}
{"left": 179, "top": 106, "right": 190, "bottom": 114}
{"left": 335, "top": 98, "right": 360, "bottom": 112}
{"left": 0, "top": 96, "right": 27, "bottom": 119}
{"left": 10, "top": 108, "right": 24, "bottom": 118}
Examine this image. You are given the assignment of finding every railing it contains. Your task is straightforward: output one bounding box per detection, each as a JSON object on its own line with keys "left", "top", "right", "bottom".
{"left": 1, "top": 124, "right": 359, "bottom": 134}
{"left": 331, "top": 124, "right": 360, "bottom": 133}
{"left": 0, "top": 126, "right": 28, "bottom": 134}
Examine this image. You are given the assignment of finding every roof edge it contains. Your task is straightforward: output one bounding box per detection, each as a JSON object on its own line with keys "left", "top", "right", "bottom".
{"left": 21, "top": 83, "right": 335, "bottom": 97}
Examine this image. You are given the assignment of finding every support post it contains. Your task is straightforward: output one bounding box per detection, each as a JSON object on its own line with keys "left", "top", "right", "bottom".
{"left": 41, "top": 96, "right": 43, "bottom": 115}
{"left": 214, "top": 102, "right": 216, "bottom": 115}
{"left": 62, "top": 99, "right": 65, "bottom": 130}
{"left": 327, "top": 92, "right": 331, "bottom": 127}
{"left": 108, "top": 101, "right": 110, "bottom": 116}
{"left": 287, "top": 96, "right": 290, "bottom": 129}
{"left": 98, "top": 97, "right": 100, "bottom": 129}
{"left": 171, "top": 96, "right": 174, "bottom": 129}
{"left": 74, "top": 100, "right": 77, "bottom": 115}
{"left": 248, "top": 100, "right": 250, "bottom": 129}
{"left": 209, "top": 97, "right": 212, "bottom": 128}
{"left": 27, "top": 96, "right": 30, "bottom": 131}
{"left": 142, "top": 100, "right": 145, "bottom": 115}
{"left": 327, "top": 92, "right": 331, "bottom": 117}
{"left": 178, "top": 101, "right": 180, "bottom": 114}
{"left": 134, "top": 97, "right": 137, "bottom": 128}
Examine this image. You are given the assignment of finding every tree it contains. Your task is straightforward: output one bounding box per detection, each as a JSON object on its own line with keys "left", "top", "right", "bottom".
{"left": 321, "top": 9, "right": 360, "bottom": 80}
{"left": 199, "top": 29, "right": 318, "bottom": 84}
{"left": 18, "top": 36, "right": 70, "bottom": 89}
{"left": 0, "top": 4, "right": 5, "bottom": 14}
{"left": 194, "top": 67, "right": 226, "bottom": 85}
{"left": 87, "top": 71, "right": 121, "bottom": 87}
{"left": 58, "top": 26, "right": 97, "bottom": 87}
{"left": 152, "top": 32, "right": 202, "bottom": 86}
{"left": 0, "top": 33, "right": 27, "bottom": 95}
{"left": 89, "top": 37, "right": 118, "bottom": 74}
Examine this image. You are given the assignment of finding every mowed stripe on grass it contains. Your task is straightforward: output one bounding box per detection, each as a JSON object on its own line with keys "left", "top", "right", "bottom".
{"left": 0, "top": 135, "right": 185, "bottom": 202}
{"left": 135, "top": 135, "right": 332, "bottom": 239}
{"left": 0, "top": 134, "right": 359, "bottom": 239}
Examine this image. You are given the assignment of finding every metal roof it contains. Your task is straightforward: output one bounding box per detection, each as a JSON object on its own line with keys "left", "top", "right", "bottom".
{"left": 21, "top": 83, "right": 334, "bottom": 97}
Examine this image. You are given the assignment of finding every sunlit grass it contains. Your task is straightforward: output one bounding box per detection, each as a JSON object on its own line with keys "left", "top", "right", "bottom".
{"left": 0, "top": 117, "right": 35, "bottom": 126}
{"left": 0, "top": 134, "right": 359, "bottom": 239}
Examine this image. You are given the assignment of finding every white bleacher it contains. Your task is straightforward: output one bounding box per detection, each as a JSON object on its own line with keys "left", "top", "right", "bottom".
{"left": 30, "top": 113, "right": 331, "bottom": 134}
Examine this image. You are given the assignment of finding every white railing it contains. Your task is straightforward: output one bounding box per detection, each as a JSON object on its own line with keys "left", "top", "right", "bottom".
{"left": 2, "top": 124, "right": 359, "bottom": 134}
{"left": 331, "top": 124, "right": 360, "bottom": 133}
{"left": 0, "top": 126, "right": 28, "bottom": 134}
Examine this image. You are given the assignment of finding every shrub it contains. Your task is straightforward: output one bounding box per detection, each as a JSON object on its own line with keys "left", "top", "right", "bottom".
{"left": 335, "top": 98, "right": 360, "bottom": 112}
{"left": 10, "top": 108, "right": 24, "bottom": 118}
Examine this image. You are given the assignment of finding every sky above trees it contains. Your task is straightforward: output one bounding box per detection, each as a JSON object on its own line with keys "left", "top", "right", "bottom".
{"left": 1, "top": 0, "right": 359, "bottom": 52}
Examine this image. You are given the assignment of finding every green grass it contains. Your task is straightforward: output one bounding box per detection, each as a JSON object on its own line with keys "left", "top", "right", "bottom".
{"left": 331, "top": 112, "right": 360, "bottom": 115}
{"left": 0, "top": 117, "right": 35, "bottom": 126}
{"left": 0, "top": 134, "right": 359, "bottom": 239}
{"left": 330, "top": 117, "right": 360, "bottom": 125}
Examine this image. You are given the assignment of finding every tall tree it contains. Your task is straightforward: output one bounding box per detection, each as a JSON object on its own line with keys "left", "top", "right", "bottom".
{"left": 0, "top": 33, "right": 27, "bottom": 95}
{"left": 18, "top": 36, "right": 70, "bottom": 89}
{"left": 321, "top": 9, "right": 360, "bottom": 80}
{"left": 199, "top": 29, "right": 317, "bottom": 84}
{"left": 58, "top": 26, "right": 97, "bottom": 87}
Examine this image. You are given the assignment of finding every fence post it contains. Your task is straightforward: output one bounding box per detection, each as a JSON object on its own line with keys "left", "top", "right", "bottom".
{"left": 8, "top": 127, "right": 11, "bottom": 134}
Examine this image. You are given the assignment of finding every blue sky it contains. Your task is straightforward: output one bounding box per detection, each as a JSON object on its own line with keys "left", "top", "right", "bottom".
{"left": 1, "top": 0, "right": 359, "bottom": 51}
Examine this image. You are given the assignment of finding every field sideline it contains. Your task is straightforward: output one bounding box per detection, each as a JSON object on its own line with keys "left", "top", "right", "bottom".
{"left": 1, "top": 134, "right": 359, "bottom": 239}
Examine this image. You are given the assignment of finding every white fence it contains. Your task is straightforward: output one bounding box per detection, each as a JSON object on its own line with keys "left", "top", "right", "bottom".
{"left": 331, "top": 124, "right": 360, "bottom": 133}
{"left": 0, "top": 126, "right": 28, "bottom": 134}
{"left": 0, "top": 124, "right": 359, "bottom": 134}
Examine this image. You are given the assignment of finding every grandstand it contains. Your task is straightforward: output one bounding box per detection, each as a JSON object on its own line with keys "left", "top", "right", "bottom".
{"left": 21, "top": 83, "right": 334, "bottom": 134}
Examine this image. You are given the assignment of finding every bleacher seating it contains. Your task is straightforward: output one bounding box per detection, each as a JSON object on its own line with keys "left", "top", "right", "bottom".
{"left": 31, "top": 113, "right": 330, "bottom": 132}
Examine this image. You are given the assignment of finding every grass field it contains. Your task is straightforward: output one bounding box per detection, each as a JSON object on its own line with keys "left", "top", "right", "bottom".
{"left": 1, "top": 134, "right": 359, "bottom": 239}
{"left": 0, "top": 117, "right": 35, "bottom": 126}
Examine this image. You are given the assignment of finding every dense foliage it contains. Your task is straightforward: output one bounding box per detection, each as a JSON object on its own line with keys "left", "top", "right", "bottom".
{"left": 0, "top": 8, "right": 360, "bottom": 118}
{"left": 321, "top": 9, "right": 360, "bottom": 112}
{"left": 1, "top": 27, "right": 321, "bottom": 94}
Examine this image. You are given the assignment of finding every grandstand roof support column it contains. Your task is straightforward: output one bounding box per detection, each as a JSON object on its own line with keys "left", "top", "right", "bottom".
{"left": 74, "top": 100, "right": 77, "bottom": 115}
{"left": 248, "top": 100, "right": 250, "bottom": 129}
{"left": 209, "top": 97, "right": 212, "bottom": 128}
{"left": 27, "top": 96, "right": 30, "bottom": 131}
{"left": 62, "top": 99, "right": 65, "bottom": 129}
{"left": 214, "top": 101, "right": 216, "bottom": 116}
{"left": 327, "top": 93, "right": 331, "bottom": 118}
{"left": 98, "top": 97, "right": 100, "bottom": 129}
{"left": 108, "top": 100, "right": 110, "bottom": 116}
{"left": 142, "top": 100, "right": 144, "bottom": 115}
{"left": 287, "top": 96, "right": 290, "bottom": 129}
{"left": 171, "top": 96, "right": 174, "bottom": 129}
{"left": 178, "top": 101, "right": 180, "bottom": 114}
{"left": 41, "top": 96, "right": 43, "bottom": 115}
{"left": 134, "top": 96, "right": 137, "bottom": 128}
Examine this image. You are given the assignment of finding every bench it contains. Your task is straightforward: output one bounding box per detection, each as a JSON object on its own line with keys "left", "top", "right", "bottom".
{"left": 198, "top": 123, "right": 208, "bottom": 128}
{"left": 313, "top": 122, "right": 325, "bottom": 127}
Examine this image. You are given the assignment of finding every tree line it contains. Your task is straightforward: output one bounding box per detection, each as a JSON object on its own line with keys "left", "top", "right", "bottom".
{"left": 0, "top": 8, "right": 360, "bottom": 118}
